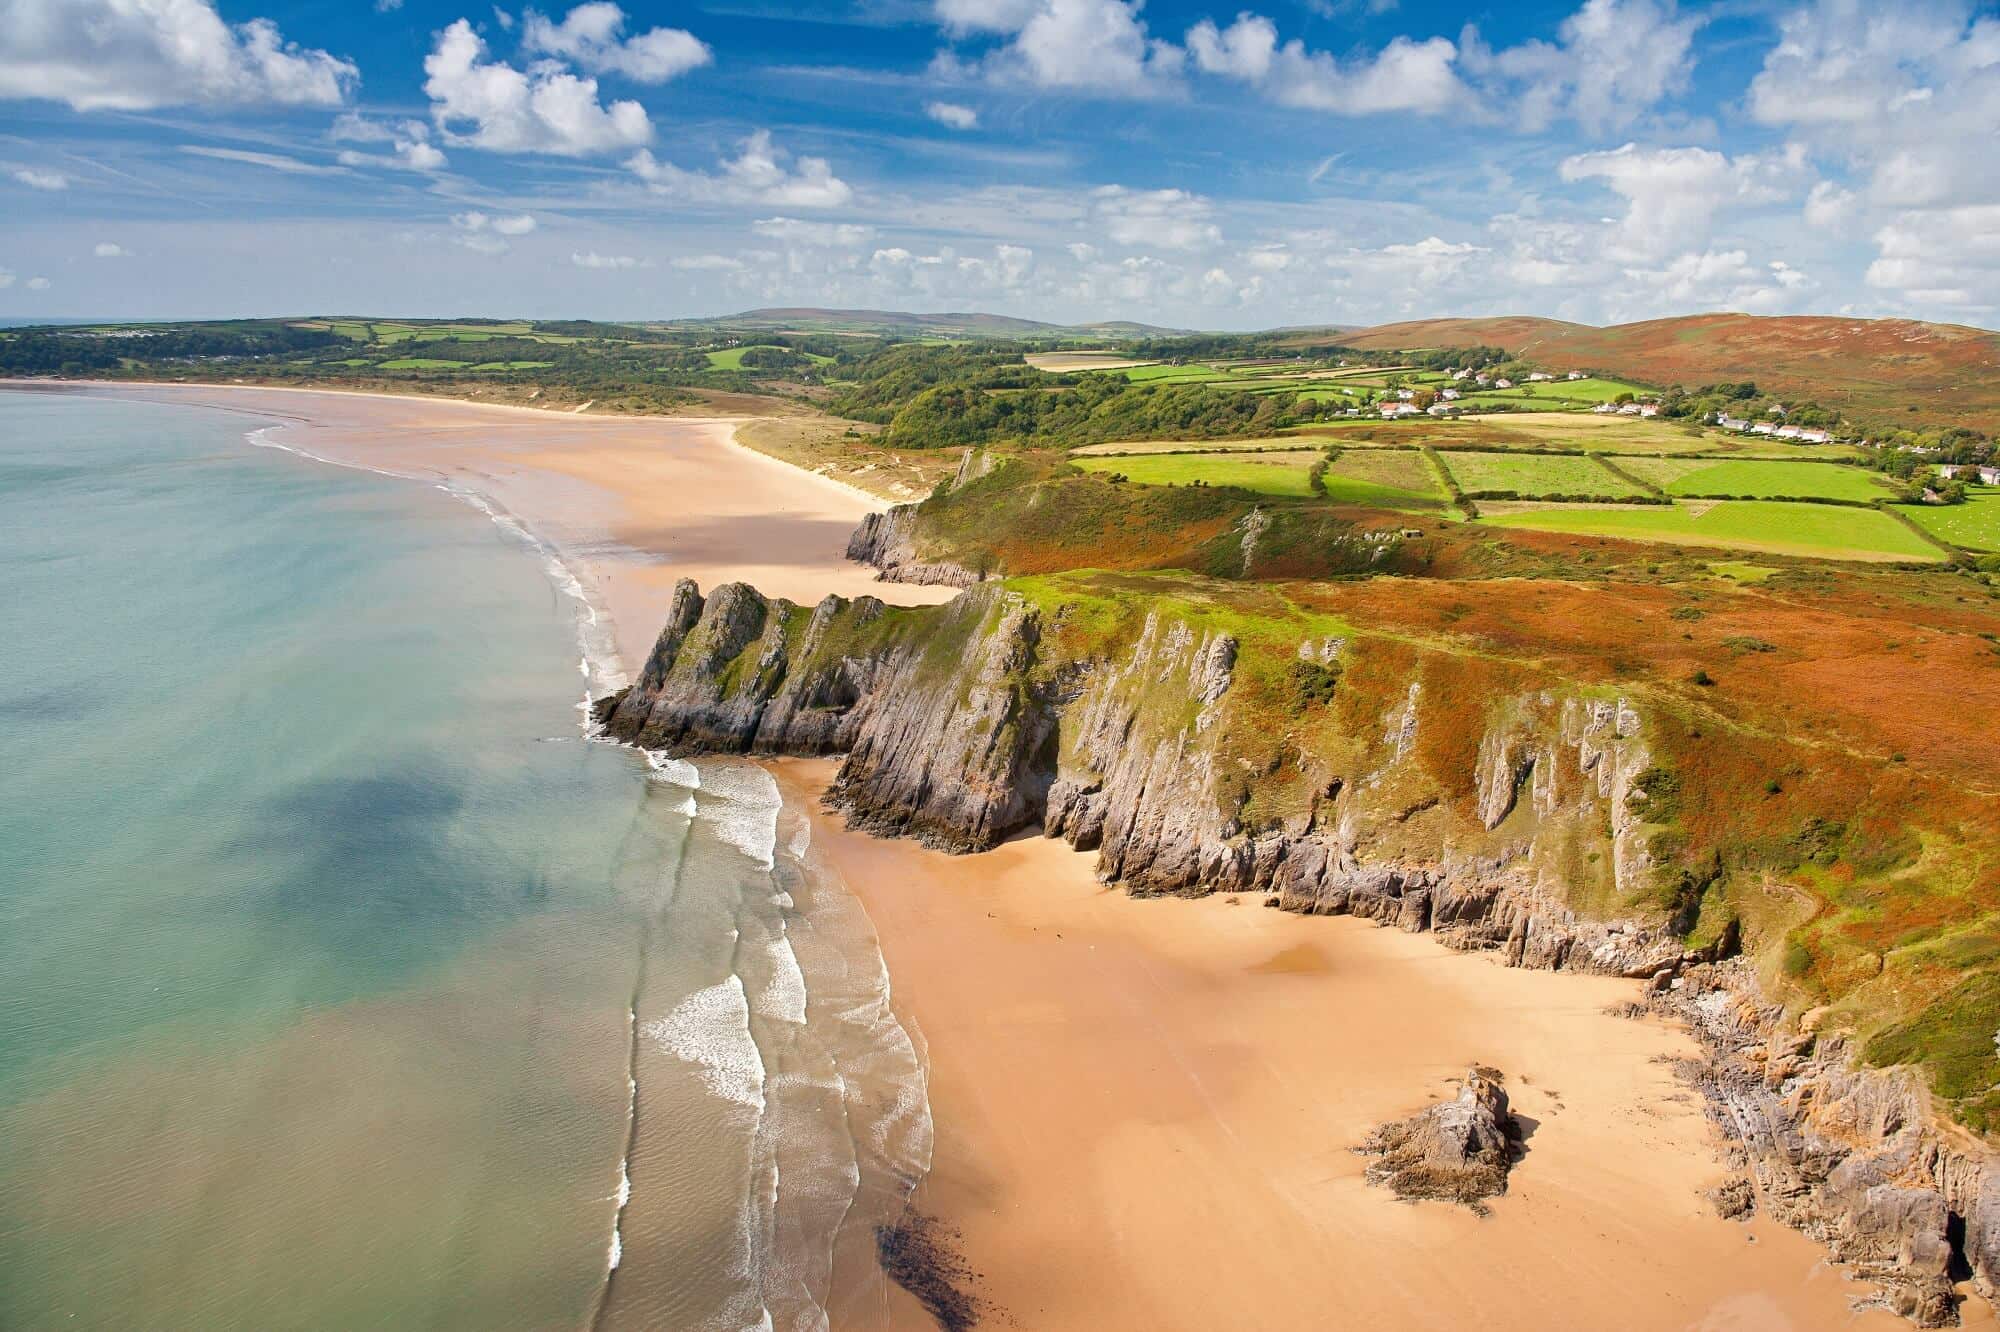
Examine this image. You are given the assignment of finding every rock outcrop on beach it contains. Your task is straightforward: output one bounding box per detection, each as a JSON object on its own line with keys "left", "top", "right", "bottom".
{"left": 594, "top": 572, "right": 2000, "bottom": 1325}
{"left": 1358, "top": 1067, "right": 1520, "bottom": 1215}
{"left": 1660, "top": 963, "right": 1993, "bottom": 1327}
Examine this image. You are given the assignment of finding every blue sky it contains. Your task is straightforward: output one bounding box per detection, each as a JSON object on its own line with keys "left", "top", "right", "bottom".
{"left": 2, "top": 0, "right": 1996, "bottom": 328}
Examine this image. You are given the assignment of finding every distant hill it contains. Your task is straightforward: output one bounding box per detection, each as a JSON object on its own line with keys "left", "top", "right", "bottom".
{"left": 1326, "top": 313, "right": 2000, "bottom": 432}
{"left": 675, "top": 307, "right": 1191, "bottom": 340}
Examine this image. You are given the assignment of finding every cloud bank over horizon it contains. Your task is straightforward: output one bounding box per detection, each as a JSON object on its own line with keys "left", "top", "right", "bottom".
{"left": 1, "top": 0, "right": 1996, "bottom": 328}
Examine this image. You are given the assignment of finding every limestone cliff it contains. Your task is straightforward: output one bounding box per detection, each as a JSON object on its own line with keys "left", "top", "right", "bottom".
{"left": 594, "top": 573, "right": 2000, "bottom": 1325}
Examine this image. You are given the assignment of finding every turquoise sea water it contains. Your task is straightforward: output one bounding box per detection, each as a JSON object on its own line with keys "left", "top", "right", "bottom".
{"left": 0, "top": 391, "right": 926, "bottom": 1330}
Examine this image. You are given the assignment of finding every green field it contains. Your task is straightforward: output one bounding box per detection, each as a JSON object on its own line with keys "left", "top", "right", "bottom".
{"left": 1074, "top": 451, "right": 1319, "bottom": 497}
{"left": 1482, "top": 500, "right": 1945, "bottom": 563}
{"left": 377, "top": 357, "right": 469, "bottom": 369}
{"left": 1440, "top": 451, "right": 1642, "bottom": 498}
{"left": 1900, "top": 490, "right": 2000, "bottom": 551}
{"left": 1616, "top": 457, "right": 1890, "bottom": 502}
{"left": 1321, "top": 448, "right": 1447, "bottom": 509}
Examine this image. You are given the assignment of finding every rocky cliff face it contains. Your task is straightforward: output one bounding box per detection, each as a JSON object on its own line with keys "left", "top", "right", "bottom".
{"left": 595, "top": 573, "right": 2000, "bottom": 1325}
{"left": 846, "top": 448, "right": 994, "bottom": 587}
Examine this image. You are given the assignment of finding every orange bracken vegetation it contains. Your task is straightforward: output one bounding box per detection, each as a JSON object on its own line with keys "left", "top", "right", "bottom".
{"left": 1325, "top": 313, "right": 2000, "bottom": 432}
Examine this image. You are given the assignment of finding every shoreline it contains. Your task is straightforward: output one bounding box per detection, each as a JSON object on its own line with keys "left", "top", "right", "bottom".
{"left": 20, "top": 379, "right": 1964, "bottom": 1328}
{"left": 0, "top": 380, "right": 955, "bottom": 675}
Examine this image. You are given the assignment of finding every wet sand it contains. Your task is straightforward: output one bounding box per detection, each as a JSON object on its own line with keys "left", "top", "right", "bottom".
{"left": 12, "top": 381, "right": 1973, "bottom": 1329}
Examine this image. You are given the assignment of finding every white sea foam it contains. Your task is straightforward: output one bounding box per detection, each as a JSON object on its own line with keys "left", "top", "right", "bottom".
{"left": 643, "top": 752, "right": 701, "bottom": 788}
{"left": 696, "top": 764, "right": 782, "bottom": 870}
{"left": 786, "top": 819, "right": 810, "bottom": 861}
{"left": 755, "top": 927, "right": 808, "bottom": 1027}
{"left": 642, "top": 977, "right": 766, "bottom": 1111}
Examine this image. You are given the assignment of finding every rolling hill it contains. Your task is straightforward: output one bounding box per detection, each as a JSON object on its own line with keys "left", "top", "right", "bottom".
{"left": 1324, "top": 313, "right": 2000, "bottom": 432}
{"left": 674, "top": 308, "right": 1190, "bottom": 340}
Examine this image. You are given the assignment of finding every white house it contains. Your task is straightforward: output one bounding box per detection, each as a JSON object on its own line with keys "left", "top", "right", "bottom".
{"left": 1751, "top": 422, "right": 1778, "bottom": 435}
{"left": 1983, "top": 465, "right": 2000, "bottom": 485}
{"left": 1716, "top": 414, "right": 1751, "bottom": 431}
{"left": 1638, "top": 404, "right": 1661, "bottom": 418}
{"left": 1380, "top": 402, "right": 1421, "bottom": 419}
{"left": 1397, "top": 387, "right": 1416, "bottom": 400}
{"left": 1452, "top": 369, "right": 1471, "bottom": 381}
{"left": 1592, "top": 402, "right": 1618, "bottom": 414}
{"left": 1617, "top": 402, "right": 1642, "bottom": 416}
{"left": 1797, "top": 429, "right": 1831, "bottom": 444}
{"left": 1566, "top": 370, "right": 1587, "bottom": 381}
{"left": 1494, "top": 377, "right": 1515, "bottom": 389}
{"left": 1527, "top": 372, "right": 1554, "bottom": 382}
{"left": 1427, "top": 403, "right": 1453, "bottom": 416}
{"left": 1439, "top": 388, "right": 1461, "bottom": 400}
{"left": 1775, "top": 424, "right": 1804, "bottom": 439}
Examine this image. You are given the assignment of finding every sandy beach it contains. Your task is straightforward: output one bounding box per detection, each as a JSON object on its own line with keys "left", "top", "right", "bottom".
{"left": 13, "top": 381, "right": 1972, "bottom": 1329}
{"left": 773, "top": 760, "right": 1959, "bottom": 1332}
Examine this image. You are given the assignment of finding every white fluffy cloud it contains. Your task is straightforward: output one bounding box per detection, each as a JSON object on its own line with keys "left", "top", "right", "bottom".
{"left": 1747, "top": 0, "right": 2000, "bottom": 308}
{"left": 332, "top": 114, "right": 448, "bottom": 172}
{"left": 934, "top": 0, "right": 1185, "bottom": 96}
{"left": 572, "top": 250, "right": 646, "bottom": 269}
{"left": 1866, "top": 206, "right": 2000, "bottom": 308}
{"left": 1090, "top": 186, "right": 1220, "bottom": 250}
{"left": 424, "top": 18, "right": 651, "bottom": 155}
{"left": 0, "top": 0, "right": 356, "bottom": 111}
{"left": 448, "top": 210, "right": 535, "bottom": 253}
{"left": 93, "top": 241, "right": 130, "bottom": 257}
{"left": 521, "top": 4, "right": 710, "bottom": 83}
{"left": 1460, "top": 0, "right": 1700, "bottom": 133}
{"left": 925, "top": 100, "right": 979, "bottom": 129}
{"left": 1187, "top": 16, "right": 1467, "bottom": 115}
{"left": 1560, "top": 141, "right": 1806, "bottom": 261}
{"left": 11, "top": 167, "right": 68, "bottom": 190}
{"left": 629, "top": 131, "right": 852, "bottom": 208}
{"left": 936, "top": 0, "right": 1696, "bottom": 127}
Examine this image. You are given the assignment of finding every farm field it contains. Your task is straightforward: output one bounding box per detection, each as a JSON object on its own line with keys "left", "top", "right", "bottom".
{"left": 1439, "top": 450, "right": 1643, "bottom": 498}
{"left": 1321, "top": 448, "right": 1448, "bottom": 509}
{"left": 1481, "top": 499, "right": 1946, "bottom": 563}
{"left": 1072, "top": 450, "right": 1319, "bottom": 497}
{"left": 1023, "top": 351, "right": 1158, "bottom": 371}
{"left": 1616, "top": 457, "right": 1891, "bottom": 502}
{"left": 1070, "top": 437, "right": 1316, "bottom": 456}
{"left": 1899, "top": 489, "right": 2000, "bottom": 551}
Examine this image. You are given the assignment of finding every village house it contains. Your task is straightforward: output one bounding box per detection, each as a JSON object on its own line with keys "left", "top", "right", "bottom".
{"left": 1715, "top": 414, "right": 1751, "bottom": 431}
{"left": 1751, "top": 422, "right": 1778, "bottom": 435}
{"left": 1439, "top": 387, "right": 1461, "bottom": 400}
{"left": 1494, "top": 377, "right": 1515, "bottom": 389}
{"left": 1380, "top": 401, "right": 1421, "bottom": 419}
{"left": 1527, "top": 372, "right": 1554, "bottom": 382}
{"left": 1592, "top": 402, "right": 1617, "bottom": 414}
{"left": 1567, "top": 370, "right": 1587, "bottom": 380}
{"left": 1451, "top": 368, "right": 1471, "bottom": 381}
{"left": 1796, "top": 428, "right": 1831, "bottom": 444}
{"left": 1427, "top": 402, "right": 1453, "bottom": 416}
{"left": 1639, "top": 404, "right": 1660, "bottom": 417}
{"left": 1396, "top": 388, "right": 1416, "bottom": 400}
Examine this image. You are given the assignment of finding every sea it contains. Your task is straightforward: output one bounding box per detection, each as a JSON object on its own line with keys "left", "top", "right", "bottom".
{"left": 0, "top": 389, "right": 930, "bottom": 1330}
